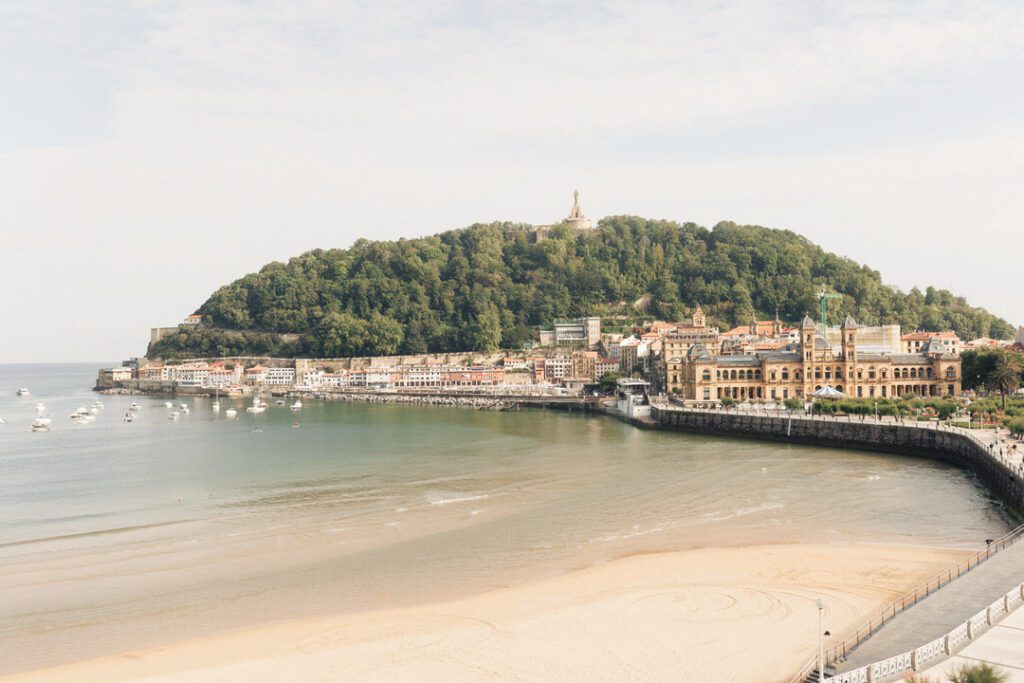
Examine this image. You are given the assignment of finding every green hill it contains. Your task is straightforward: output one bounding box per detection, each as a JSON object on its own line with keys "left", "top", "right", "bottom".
{"left": 147, "top": 217, "right": 1013, "bottom": 360}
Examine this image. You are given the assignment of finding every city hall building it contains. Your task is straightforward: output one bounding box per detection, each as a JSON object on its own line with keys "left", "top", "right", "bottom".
{"left": 666, "top": 315, "right": 961, "bottom": 403}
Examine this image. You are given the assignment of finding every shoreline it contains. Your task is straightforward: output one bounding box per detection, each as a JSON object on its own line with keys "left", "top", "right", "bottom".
{"left": 2, "top": 542, "right": 970, "bottom": 683}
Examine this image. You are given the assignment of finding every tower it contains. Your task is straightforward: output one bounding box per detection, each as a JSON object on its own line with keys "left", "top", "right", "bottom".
{"left": 692, "top": 304, "right": 706, "bottom": 329}
{"left": 565, "top": 190, "right": 593, "bottom": 230}
{"left": 801, "top": 314, "right": 816, "bottom": 396}
{"left": 841, "top": 314, "right": 858, "bottom": 393}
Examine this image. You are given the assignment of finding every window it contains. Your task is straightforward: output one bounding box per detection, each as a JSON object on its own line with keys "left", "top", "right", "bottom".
{"left": 771, "top": 388, "right": 777, "bottom": 399}
{"left": 702, "top": 370, "right": 711, "bottom": 381}
{"left": 730, "top": 370, "right": 737, "bottom": 380}
{"left": 783, "top": 388, "right": 789, "bottom": 398}
{"left": 946, "top": 367, "right": 955, "bottom": 379}
{"left": 857, "top": 387, "right": 863, "bottom": 397}
{"left": 771, "top": 371, "right": 777, "bottom": 381}
{"left": 857, "top": 369, "right": 863, "bottom": 379}
{"left": 815, "top": 368, "right": 822, "bottom": 380}
{"left": 869, "top": 386, "right": 875, "bottom": 397}
{"left": 703, "top": 388, "right": 711, "bottom": 400}
{"left": 882, "top": 386, "right": 887, "bottom": 397}
{"left": 782, "top": 370, "right": 789, "bottom": 380}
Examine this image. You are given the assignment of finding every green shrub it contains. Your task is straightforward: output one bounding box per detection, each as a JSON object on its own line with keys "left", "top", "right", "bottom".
{"left": 947, "top": 662, "right": 1009, "bottom": 683}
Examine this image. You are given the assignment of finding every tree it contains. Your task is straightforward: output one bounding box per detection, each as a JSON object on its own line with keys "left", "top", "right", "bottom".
{"left": 599, "top": 372, "right": 623, "bottom": 393}
{"left": 783, "top": 397, "right": 803, "bottom": 411}
{"left": 986, "top": 354, "right": 1022, "bottom": 411}
{"left": 314, "top": 312, "right": 367, "bottom": 358}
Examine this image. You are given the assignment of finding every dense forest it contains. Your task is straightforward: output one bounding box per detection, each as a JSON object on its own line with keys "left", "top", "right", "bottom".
{"left": 148, "top": 217, "right": 1014, "bottom": 359}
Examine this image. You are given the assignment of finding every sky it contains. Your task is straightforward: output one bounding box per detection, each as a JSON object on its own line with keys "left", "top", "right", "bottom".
{"left": 1, "top": 1, "right": 1022, "bottom": 363}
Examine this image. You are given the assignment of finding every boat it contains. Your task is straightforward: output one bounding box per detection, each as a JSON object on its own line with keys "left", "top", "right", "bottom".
{"left": 291, "top": 421, "right": 301, "bottom": 429}
{"left": 129, "top": 402, "right": 142, "bottom": 412}
{"left": 181, "top": 406, "right": 190, "bottom": 415}
{"left": 168, "top": 411, "right": 180, "bottom": 420}
{"left": 212, "top": 388, "right": 221, "bottom": 412}
{"left": 31, "top": 418, "right": 50, "bottom": 432}
{"left": 93, "top": 401, "right": 104, "bottom": 410}
{"left": 290, "top": 400, "right": 303, "bottom": 411}
{"left": 69, "top": 407, "right": 94, "bottom": 421}
{"left": 88, "top": 406, "right": 99, "bottom": 415}
{"left": 17, "top": 388, "right": 30, "bottom": 396}
{"left": 0, "top": 418, "right": 6, "bottom": 425}
{"left": 179, "top": 403, "right": 188, "bottom": 410}
{"left": 224, "top": 408, "right": 238, "bottom": 418}
{"left": 35, "top": 403, "right": 46, "bottom": 413}
{"left": 123, "top": 412, "right": 134, "bottom": 423}
{"left": 34, "top": 415, "right": 52, "bottom": 425}
{"left": 212, "top": 401, "right": 221, "bottom": 412}
{"left": 245, "top": 394, "right": 267, "bottom": 413}
{"left": 164, "top": 401, "right": 173, "bottom": 409}
{"left": 275, "top": 399, "right": 286, "bottom": 406}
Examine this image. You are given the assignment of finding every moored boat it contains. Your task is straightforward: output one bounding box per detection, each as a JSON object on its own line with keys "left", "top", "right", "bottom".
{"left": 31, "top": 418, "right": 49, "bottom": 432}
{"left": 17, "top": 388, "right": 30, "bottom": 397}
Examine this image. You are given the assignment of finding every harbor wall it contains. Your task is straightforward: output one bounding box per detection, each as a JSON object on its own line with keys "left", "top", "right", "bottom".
{"left": 651, "top": 407, "right": 1024, "bottom": 518}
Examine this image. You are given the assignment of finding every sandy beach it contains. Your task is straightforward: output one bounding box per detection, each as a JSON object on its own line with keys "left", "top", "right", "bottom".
{"left": 6, "top": 543, "right": 967, "bottom": 683}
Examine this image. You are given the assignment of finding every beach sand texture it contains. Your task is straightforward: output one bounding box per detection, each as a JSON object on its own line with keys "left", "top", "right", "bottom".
{"left": 7, "top": 543, "right": 966, "bottom": 683}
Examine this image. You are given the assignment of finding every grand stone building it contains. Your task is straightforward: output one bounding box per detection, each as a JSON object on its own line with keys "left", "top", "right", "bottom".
{"left": 667, "top": 315, "right": 961, "bottom": 402}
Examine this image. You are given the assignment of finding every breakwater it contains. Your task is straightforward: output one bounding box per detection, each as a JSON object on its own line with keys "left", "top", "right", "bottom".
{"left": 651, "top": 407, "right": 1024, "bottom": 518}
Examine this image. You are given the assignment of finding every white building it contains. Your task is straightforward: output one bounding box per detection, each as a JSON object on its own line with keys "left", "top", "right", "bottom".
{"left": 264, "top": 367, "right": 296, "bottom": 386}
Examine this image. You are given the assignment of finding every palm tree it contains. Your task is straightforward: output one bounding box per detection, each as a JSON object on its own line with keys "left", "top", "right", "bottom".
{"left": 986, "top": 355, "right": 1022, "bottom": 411}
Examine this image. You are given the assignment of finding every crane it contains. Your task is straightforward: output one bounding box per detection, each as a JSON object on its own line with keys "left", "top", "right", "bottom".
{"left": 816, "top": 286, "right": 842, "bottom": 332}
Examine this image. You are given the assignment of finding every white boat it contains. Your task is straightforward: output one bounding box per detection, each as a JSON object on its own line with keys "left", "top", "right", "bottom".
{"left": 129, "top": 402, "right": 142, "bottom": 412}
{"left": 17, "top": 388, "right": 30, "bottom": 396}
{"left": 34, "top": 416, "right": 52, "bottom": 426}
{"left": 31, "top": 418, "right": 50, "bottom": 432}
{"left": 123, "top": 411, "right": 134, "bottom": 423}
{"left": 164, "top": 401, "right": 173, "bottom": 408}
{"left": 212, "top": 401, "right": 221, "bottom": 412}
{"left": 182, "top": 406, "right": 190, "bottom": 414}
{"left": 168, "top": 411, "right": 180, "bottom": 420}
{"left": 290, "top": 400, "right": 303, "bottom": 411}
{"left": 88, "top": 406, "right": 99, "bottom": 415}
{"left": 0, "top": 417, "right": 6, "bottom": 425}
{"left": 275, "top": 400, "right": 286, "bottom": 406}
{"left": 246, "top": 394, "right": 267, "bottom": 413}
{"left": 224, "top": 408, "right": 238, "bottom": 418}
{"left": 93, "top": 401, "right": 104, "bottom": 411}
{"left": 35, "top": 403, "right": 46, "bottom": 413}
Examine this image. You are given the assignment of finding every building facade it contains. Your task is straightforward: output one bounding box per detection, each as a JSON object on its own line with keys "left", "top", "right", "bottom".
{"left": 668, "top": 315, "right": 961, "bottom": 402}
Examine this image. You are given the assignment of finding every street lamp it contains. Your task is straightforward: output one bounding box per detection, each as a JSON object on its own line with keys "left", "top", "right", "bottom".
{"left": 874, "top": 401, "right": 878, "bottom": 422}
{"left": 817, "top": 598, "right": 826, "bottom": 682}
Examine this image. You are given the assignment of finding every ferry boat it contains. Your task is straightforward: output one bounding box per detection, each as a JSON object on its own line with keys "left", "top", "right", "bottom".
{"left": 17, "top": 388, "right": 30, "bottom": 397}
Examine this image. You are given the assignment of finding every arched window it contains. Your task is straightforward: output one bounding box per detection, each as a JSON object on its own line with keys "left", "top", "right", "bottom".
{"left": 771, "top": 371, "right": 777, "bottom": 381}
{"left": 781, "top": 369, "right": 789, "bottom": 380}
{"left": 702, "top": 370, "right": 711, "bottom": 381}
{"left": 755, "top": 370, "right": 762, "bottom": 379}
{"left": 730, "top": 370, "right": 737, "bottom": 380}
{"left": 946, "top": 367, "right": 956, "bottom": 379}
{"left": 881, "top": 369, "right": 887, "bottom": 379}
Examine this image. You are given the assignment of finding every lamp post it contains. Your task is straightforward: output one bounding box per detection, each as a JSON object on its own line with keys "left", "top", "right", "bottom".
{"left": 817, "top": 598, "right": 825, "bottom": 682}
{"left": 874, "top": 401, "right": 878, "bottom": 423}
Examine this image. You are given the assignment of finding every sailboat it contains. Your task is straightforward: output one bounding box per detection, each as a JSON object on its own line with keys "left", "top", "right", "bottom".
{"left": 245, "top": 392, "right": 266, "bottom": 413}
{"left": 212, "top": 387, "right": 221, "bottom": 412}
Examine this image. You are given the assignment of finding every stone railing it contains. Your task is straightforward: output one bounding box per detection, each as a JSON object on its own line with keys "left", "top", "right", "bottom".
{"left": 828, "top": 581, "right": 1024, "bottom": 683}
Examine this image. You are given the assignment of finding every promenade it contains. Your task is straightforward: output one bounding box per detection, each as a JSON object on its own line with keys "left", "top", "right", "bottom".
{"left": 919, "top": 608, "right": 1024, "bottom": 681}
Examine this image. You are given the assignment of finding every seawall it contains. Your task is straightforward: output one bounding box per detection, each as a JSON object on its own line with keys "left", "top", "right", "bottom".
{"left": 651, "top": 407, "right": 1024, "bottom": 519}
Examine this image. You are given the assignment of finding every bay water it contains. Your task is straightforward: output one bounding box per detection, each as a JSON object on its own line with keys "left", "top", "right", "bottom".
{"left": 0, "top": 364, "right": 1013, "bottom": 674}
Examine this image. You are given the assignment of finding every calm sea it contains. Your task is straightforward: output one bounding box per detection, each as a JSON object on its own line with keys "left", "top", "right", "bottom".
{"left": 0, "top": 364, "right": 1014, "bottom": 674}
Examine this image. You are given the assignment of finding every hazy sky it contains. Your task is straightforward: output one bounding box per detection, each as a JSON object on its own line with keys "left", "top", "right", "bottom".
{"left": 2, "top": 1, "right": 1022, "bottom": 363}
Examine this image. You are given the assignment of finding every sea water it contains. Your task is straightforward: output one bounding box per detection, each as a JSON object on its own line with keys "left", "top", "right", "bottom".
{"left": 0, "top": 364, "right": 1013, "bottom": 674}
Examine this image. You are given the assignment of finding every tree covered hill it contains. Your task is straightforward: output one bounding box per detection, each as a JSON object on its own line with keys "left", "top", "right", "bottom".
{"left": 148, "top": 217, "right": 1013, "bottom": 359}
